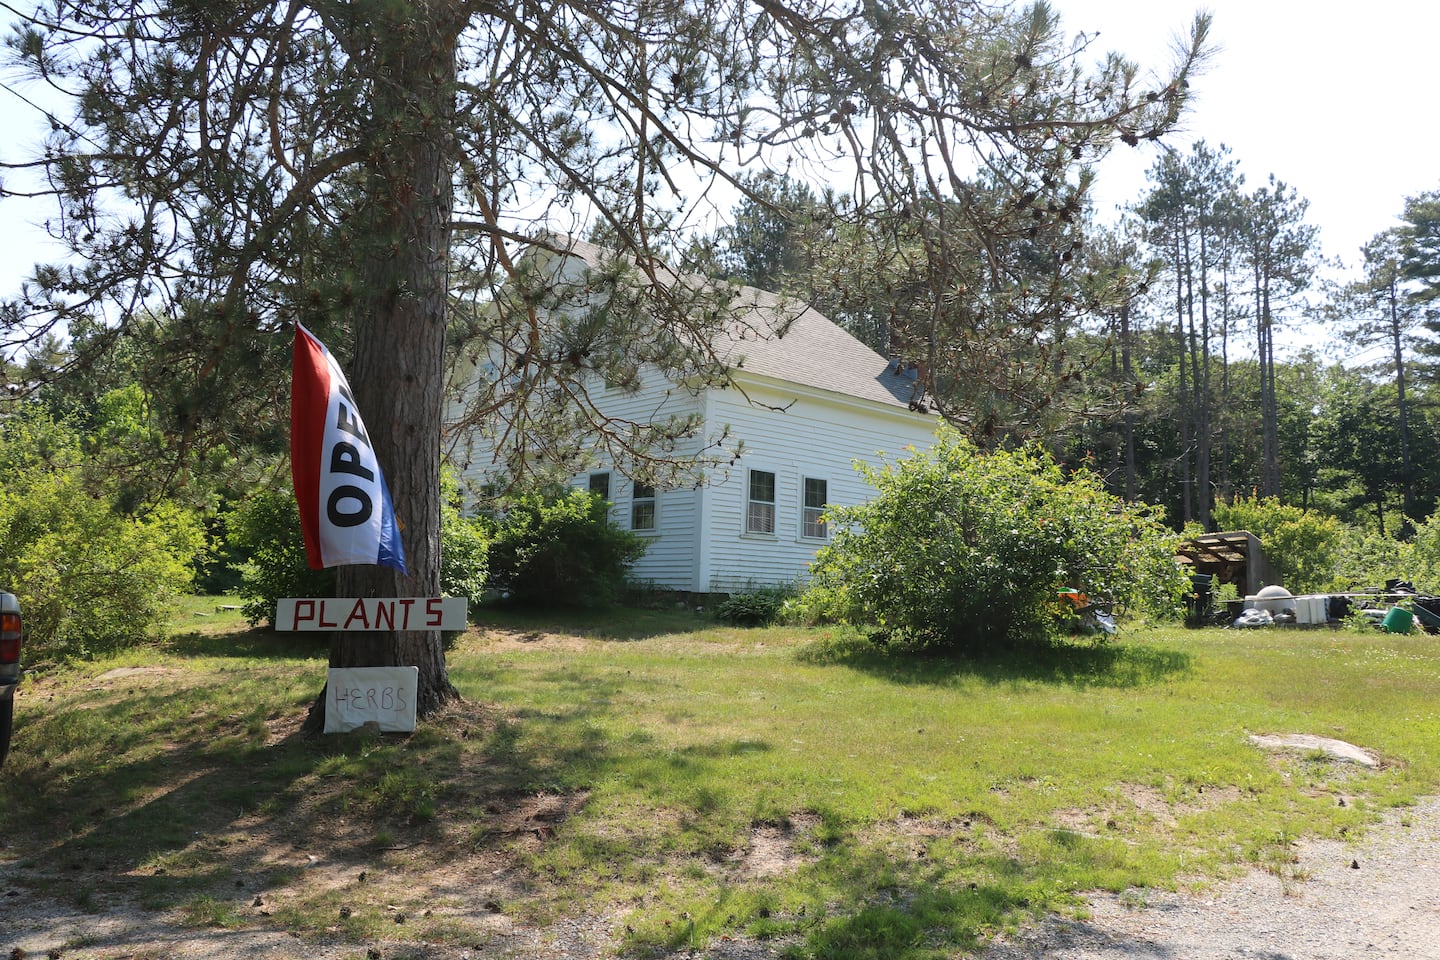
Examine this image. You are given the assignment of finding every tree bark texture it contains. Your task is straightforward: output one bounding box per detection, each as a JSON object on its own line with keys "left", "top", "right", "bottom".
{"left": 318, "top": 2, "right": 464, "bottom": 725}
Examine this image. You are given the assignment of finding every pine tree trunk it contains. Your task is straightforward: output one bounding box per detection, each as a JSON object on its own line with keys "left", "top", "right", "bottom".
{"left": 1174, "top": 232, "right": 1193, "bottom": 526}
{"left": 306, "top": 2, "right": 462, "bottom": 733}
{"left": 1388, "top": 277, "right": 1414, "bottom": 523}
{"left": 1261, "top": 289, "right": 1280, "bottom": 498}
{"left": 1120, "top": 300, "right": 1136, "bottom": 502}
{"left": 1194, "top": 229, "right": 1212, "bottom": 529}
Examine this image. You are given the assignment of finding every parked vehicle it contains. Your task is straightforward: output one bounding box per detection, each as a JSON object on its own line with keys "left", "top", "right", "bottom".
{"left": 1, "top": 592, "right": 20, "bottom": 769}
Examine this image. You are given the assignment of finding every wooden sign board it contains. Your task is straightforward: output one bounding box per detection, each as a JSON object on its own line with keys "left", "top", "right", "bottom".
{"left": 276, "top": 597, "right": 468, "bottom": 632}
{"left": 324, "top": 666, "right": 418, "bottom": 734}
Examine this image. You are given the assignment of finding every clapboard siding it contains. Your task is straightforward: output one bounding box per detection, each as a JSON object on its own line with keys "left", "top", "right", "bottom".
{"left": 696, "top": 377, "right": 934, "bottom": 592}
{"left": 452, "top": 364, "right": 937, "bottom": 593}
{"left": 570, "top": 376, "right": 705, "bottom": 590}
{"left": 448, "top": 363, "right": 703, "bottom": 501}
{"left": 445, "top": 239, "right": 940, "bottom": 595}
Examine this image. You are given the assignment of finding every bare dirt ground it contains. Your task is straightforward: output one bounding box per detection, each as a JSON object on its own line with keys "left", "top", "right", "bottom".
{"left": 7, "top": 794, "right": 1440, "bottom": 960}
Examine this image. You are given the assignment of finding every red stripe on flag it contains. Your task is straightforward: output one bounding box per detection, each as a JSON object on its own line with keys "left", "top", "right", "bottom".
{"left": 291, "top": 325, "right": 332, "bottom": 569}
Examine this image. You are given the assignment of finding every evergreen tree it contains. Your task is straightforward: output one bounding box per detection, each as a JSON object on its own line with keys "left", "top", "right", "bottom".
{"left": 1398, "top": 188, "right": 1440, "bottom": 301}
{"left": 711, "top": 172, "right": 828, "bottom": 293}
{"left": 1310, "top": 372, "right": 1440, "bottom": 535}
{"left": 2, "top": 0, "right": 1207, "bottom": 717}
{"left": 1135, "top": 141, "right": 1244, "bottom": 526}
{"left": 1236, "top": 176, "right": 1318, "bottom": 499}
{"left": 1328, "top": 230, "right": 1432, "bottom": 523}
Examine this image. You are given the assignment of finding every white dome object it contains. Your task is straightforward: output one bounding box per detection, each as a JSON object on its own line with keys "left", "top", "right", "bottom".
{"left": 1252, "top": 585, "right": 1295, "bottom": 614}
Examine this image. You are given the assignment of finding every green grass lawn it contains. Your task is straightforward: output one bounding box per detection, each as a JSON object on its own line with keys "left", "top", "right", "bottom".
{"left": 3, "top": 605, "right": 1439, "bottom": 959}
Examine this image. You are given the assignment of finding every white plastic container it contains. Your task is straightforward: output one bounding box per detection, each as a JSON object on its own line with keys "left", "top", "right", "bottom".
{"left": 1292, "top": 595, "right": 1325, "bottom": 625}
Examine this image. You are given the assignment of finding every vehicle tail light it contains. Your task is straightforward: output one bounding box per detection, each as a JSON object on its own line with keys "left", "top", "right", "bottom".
{"left": 0, "top": 608, "right": 19, "bottom": 664}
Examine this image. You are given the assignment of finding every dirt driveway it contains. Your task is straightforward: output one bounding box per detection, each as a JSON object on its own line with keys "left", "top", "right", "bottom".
{"left": 7, "top": 796, "right": 1440, "bottom": 960}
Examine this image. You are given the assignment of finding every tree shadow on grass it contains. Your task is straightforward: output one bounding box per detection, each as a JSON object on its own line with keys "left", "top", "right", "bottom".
{"left": 798, "top": 632, "right": 1193, "bottom": 690}
{"left": 1, "top": 653, "right": 1185, "bottom": 960}
{"left": 471, "top": 602, "right": 718, "bottom": 641}
{"left": 0, "top": 677, "right": 619, "bottom": 939}
{"left": 162, "top": 624, "right": 330, "bottom": 662}
{"left": 722, "top": 838, "right": 1079, "bottom": 960}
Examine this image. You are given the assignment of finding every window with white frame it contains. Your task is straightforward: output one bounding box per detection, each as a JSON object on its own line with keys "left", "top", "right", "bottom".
{"left": 746, "top": 469, "right": 776, "bottom": 534}
{"left": 802, "top": 477, "right": 828, "bottom": 539}
{"left": 588, "top": 471, "right": 611, "bottom": 501}
{"left": 631, "top": 482, "right": 656, "bottom": 531}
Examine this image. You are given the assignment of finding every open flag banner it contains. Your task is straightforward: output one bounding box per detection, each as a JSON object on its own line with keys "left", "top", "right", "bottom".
{"left": 291, "top": 324, "right": 408, "bottom": 574}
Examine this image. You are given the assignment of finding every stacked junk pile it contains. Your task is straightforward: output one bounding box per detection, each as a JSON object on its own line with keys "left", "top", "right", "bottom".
{"left": 1177, "top": 531, "right": 1439, "bottom": 633}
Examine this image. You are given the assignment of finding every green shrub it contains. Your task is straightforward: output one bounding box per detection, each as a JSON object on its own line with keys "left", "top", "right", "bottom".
{"left": 715, "top": 585, "right": 794, "bottom": 626}
{"left": 1212, "top": 496, "right": 1347, "bottom": 594}
{"left": 1326, "top": 525, "right": 1409, "bottom": 593}
{"left": 0, "top": 406, "right": 206, "bottom": 660}
{"left": 486, "top": 488, "right": 647, "bottom": 608}
{"left": 0, "top": 472, "right": 204, "bottom": 660}
{"left": 798, "top": 427, "right": 1185, "bottom": 654}
{"left": 439, "top": 500, "right": 489, "bottom": 604}
{"left": 230, "top": 488, "right": 336, "bottom": 626}
{"left": 1388, "top": 511, "right": 1440, "bottom": 594}
{"left": 231, "top": 483, "right": 490, "bottom": 626}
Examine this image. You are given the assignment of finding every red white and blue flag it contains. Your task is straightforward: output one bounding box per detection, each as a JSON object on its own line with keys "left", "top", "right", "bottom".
{"left": 291, "top": 323, "right": 408, "bottom": 574}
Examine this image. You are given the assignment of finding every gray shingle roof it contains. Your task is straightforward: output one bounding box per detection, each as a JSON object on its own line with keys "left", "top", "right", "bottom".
{"left": 551, "top": 237, "right": 925, "bottom": 412}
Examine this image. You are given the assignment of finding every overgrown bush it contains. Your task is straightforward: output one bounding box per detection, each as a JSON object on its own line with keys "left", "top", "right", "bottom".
{"left": 0, "top": 471, "right": 204, "bottom": 661}
{"left": 1386, "top": 512, "right": 1440, "bottom": 593}
{"left": 0, "top": 406, "right": 206, "bottom": 660}
{"left": 440, "top": 497, "right": 489, "bottom": 604}
{"left": 486, "top": 488, "right": 647, "bottom": 608}
{"left": 796, "top": 427, "right": 1186, "bottom": 654}
{"left": 1325, "top": 525, "right": 1411, "bottom": 593}
{"left": 715, "top": 585, "right": 795, "bottom": 626}
{"left": 1212, "top": 496, "right": 1346, "bottom": 594}
{"left": 230, "top": 488, "right": 337, "bottom": 625}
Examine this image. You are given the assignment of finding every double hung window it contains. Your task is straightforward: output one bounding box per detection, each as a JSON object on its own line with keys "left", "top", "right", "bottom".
{"left": 746, "top": 470, "right": 776, "bottom": 534}
{"left": 631, "top": 482, "right": 657, "bottom": 531}
{"left": 802, "top": 477, "right": 828, "bottom": 539}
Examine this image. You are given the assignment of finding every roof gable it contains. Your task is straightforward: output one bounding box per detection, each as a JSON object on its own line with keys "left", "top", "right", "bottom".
{"left": 550, "top": 238, "right": 923, "bottom": 411}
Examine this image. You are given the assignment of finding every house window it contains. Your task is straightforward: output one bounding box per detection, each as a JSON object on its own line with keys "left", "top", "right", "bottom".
{"left": 631, "top": 482, "right": 656, "bottom": 531}
{"left": 746, "top": 470, "right": 776, "bottom": 534}
{"left": 475, "top": 483, "right": 502, "bottom": 519}
{"left": 802, "top": 477, "right": 828, "bottom": 539}
{"left": 588, "top": 471, "right": 611, "bottom": 501}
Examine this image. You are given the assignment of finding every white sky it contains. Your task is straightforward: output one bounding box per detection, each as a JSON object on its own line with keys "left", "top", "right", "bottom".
{"left": 1051, "top": 0, "right": 1440, "bottom": 272}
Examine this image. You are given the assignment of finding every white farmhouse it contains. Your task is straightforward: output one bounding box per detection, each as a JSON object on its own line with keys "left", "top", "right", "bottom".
{"left": 445, "top": 238, "right": 938, "bottom": 594}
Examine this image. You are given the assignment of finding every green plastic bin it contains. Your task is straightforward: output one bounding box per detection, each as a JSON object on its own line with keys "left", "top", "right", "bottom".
{"left": 1382, "top": 606, "right": 1414, "bottom": 634}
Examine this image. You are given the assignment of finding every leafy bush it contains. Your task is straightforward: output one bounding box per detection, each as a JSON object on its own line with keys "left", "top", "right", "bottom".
{"left": 715, "top": 585, "right": 795, "bottom": 626}
{"left": 1324, "top": 508, "right": 1440, "bottom": 598}
{"left": 0, "top": 407, "right": 206, "bottom": 660}
{"left": 1212, "top": 496, "right": 1346, "bottom": 594}
{"left": 486, "top": 488, "right": 647, "bottom": 608}
{"left": 0, "top": 471, "right": 204, "bottom": 660}
{"left": 230, "top": 488, "right": 337, "bottom": 625}
{"left": 797, "top": 427, "right": 1185, "bottom": 654}
{"left": 439, "top": 498, "right": 489, "bottom": 604}
{"left": 1325, "top": 524, "right": 1410, "bottom": 593}
{"left": 231, "top": 482, "right": 490, "bottom": 626}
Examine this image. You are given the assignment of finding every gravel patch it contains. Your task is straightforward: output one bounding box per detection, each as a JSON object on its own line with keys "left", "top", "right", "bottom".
{"left": 980, "top": 795, "right": 1440, "bottom": 959}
